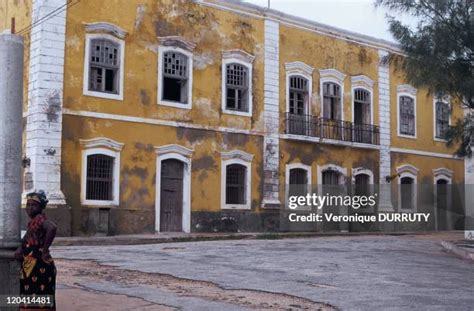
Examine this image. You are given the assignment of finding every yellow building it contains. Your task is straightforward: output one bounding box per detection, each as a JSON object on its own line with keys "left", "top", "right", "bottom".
{"left": 1, "top": 0, "right": 470, "bottom": 236}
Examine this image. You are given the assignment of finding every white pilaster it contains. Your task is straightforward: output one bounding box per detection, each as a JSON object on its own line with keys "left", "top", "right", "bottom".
{"left": 25, "top": 0, "right": 67, "bottom": 205}
{"left": 378, "top": 50, "right": 393, "bottom": 211}
{"left": 262, "top": 19, "right": 280, "bottom": 209}
{"left": 464, "top": 110, "right": 474, "bottom": 239}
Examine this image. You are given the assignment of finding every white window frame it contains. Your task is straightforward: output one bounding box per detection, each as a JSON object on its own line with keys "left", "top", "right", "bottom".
{"left": 80, "top": 137, "right": 124, "bottom": 206}
{"left": 433, "top": 96, "right": 452, "bottom": 142}
{"left": 397, "top": 164, "right": 418, "bottom": 212}
{"left": 157, "top": 37, "right": 195, "bottom": 109}
{"left": 285, "top": 163, "right": 312, "bottom": 210}
{"left": 221, "top": 50, "right": 255, "bottom": 117}
{"left": 221, "top": 150, "right": 254, "bottom": 210}
{"left": 83, "top": 33, "right": 125, "bottom": 101}
{"left": 285, "top": 62, "right": 314, "bottom": 115}
{"left": 319, "top": 69, "right": 346, "bottom": 121}
{"left": 351, "top": 75, "right": 374, "bottom": 125}
{"left": 396, "top": 85, "right": 417, "bottom": 139}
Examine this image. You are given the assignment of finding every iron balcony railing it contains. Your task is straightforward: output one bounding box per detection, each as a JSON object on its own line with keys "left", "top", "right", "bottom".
{"left": 285, "top": 113, "right": 380, "bottom": 145}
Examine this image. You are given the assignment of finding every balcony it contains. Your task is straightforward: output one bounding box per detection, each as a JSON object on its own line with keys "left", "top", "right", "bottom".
{"left": 284, "top": 113, "right": 380, "bottom": 146}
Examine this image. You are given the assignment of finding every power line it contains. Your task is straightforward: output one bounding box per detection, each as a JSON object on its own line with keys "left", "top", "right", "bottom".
{"left": 17, "top": 0, "right": 80, "bottom": 36}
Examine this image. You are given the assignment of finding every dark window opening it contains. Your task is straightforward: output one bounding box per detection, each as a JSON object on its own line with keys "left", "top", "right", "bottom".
{"left": 400, "top": 176, "right": 415, "bottom": 210}
{"left": 226, "top": 63, "right": 249, "bottom": 112}
{"left": 162, "top": 51, "right": 188, "bottom": 103}
{"left": 289, "top": 168, "right": 308, "bottom": 197}
{"left": 323, "top": 82, "right": 341, "bottom": 120}
{"left": 86, "top": 154, "right": 114, "bottom": 201}
{"left": 226, "top": 164, "right": 246, "bottom": 205}
{"left": 322, "top": 170, "right": 340, "bottom": 186}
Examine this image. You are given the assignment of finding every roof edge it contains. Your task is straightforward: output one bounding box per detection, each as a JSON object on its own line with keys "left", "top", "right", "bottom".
{"left": 197, "top": 0, "right": 402, "bottom": 54}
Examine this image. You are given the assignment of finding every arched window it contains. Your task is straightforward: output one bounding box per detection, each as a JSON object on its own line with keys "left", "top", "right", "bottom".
{"left": 89, "top": 38, "right": 120, "bottom": 94}
{"left": 162, "top": 51, "right": 189, "bottom": 103}
{"left": 289, "top": 167, "right": 309, "bottom": 197}
{"left": 397, "top": 164, "right": 418, "bottom": 211}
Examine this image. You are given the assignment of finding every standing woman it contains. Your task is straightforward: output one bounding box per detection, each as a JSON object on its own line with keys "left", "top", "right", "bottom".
{"left": 15, "top": 191, "right": 57, "bottom": 310}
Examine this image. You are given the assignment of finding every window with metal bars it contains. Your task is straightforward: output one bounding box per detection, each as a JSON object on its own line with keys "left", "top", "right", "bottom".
{"left": 226, "top": 164, "right": 246, "bottom": 204}
{"left": 226, "top": 63, "right": 249, "bottom": 112}
{"left": 435, "top": 101, "right": 450, "bottom": 139}
{"left": 399, "top": 96, "right": 415, "bottom": 136}
{"left": 162, "top": 51, "right": 188, "bottom": 103}
{"left": 89, "top": 39, "right": 120, "bottom": 94}
{"left": 323, "top": 82, "right": 341, "bottom": 120}
{"left": 289, "top": 76, "right": 308, "bottom": 115}
{"left": 86, "top": 154, "right": 114, "bottom": 201}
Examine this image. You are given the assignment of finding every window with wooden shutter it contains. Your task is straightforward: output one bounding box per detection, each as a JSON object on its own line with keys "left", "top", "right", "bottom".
{"left": 162, "top": 51, "right": 188, "bottom": 103}
{"left": 323, "top": 82, "right": 341, "bottom": 120}
{"left": 89, "top": 39, "right": 120, "bottom": 94}
{"left": 226, "top": 63, "right": 249, "bottom": 112}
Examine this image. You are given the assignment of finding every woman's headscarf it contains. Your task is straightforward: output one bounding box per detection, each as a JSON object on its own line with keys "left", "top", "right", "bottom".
{"left": 26, "top": 190, "right": 49, "bottom": 209}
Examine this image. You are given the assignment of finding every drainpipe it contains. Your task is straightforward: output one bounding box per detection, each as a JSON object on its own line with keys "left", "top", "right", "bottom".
{"left": 0, "top": 33, "right": 24, "bottom": 302}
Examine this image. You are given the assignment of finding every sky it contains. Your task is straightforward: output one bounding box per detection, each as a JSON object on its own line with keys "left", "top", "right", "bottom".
{"left": 243, "top": 0, "right": 417, "bottom": 43}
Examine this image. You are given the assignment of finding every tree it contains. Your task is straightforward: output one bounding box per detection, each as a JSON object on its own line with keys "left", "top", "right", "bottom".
{"left": 376, "top": 0, "right": 474, "bottom": 156}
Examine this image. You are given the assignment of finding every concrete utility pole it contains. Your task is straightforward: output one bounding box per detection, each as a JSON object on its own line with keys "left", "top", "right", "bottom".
{"left": 0, "top": 33, "right": 24, "bottom": 299}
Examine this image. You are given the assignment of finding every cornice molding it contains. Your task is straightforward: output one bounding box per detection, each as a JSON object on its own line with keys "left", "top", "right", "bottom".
{"left": 155, "top": 144, "right": 194, "bottom": 158}
{"left": 80, "top": 137, "right": 124, "bottom": 151}
{"left": 319, "top": 68, "right": 346, "bottom": 84}
{"left": 397, "top": 84, "right": 417, "bottom": 96}
{"left": 285, "top": 61, "right": 314, "bottom": 77}
{"left": 84, "top": 22, "right": 127, "bottom": 39}
{"left": 220, "top": 150, "right": 254, "bottom": 162}
{"left": 222, "top": 49, "right": 255, "bottom": 64}
{"left": 158, "top": 36, "right": 196, "bottom": 52}
{"left": 351, "top": 75, "right": 374, "bottom": 90}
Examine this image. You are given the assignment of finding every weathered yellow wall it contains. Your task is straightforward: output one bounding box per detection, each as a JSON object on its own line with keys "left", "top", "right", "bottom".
{"left": 64, "top": 0, "right": 265, "bottom": 132}
{"left": 0, "top": 0, "right": 32, "bottom": 177}
{"left": 62, "top": 115, "right": 264, "bottom": 233}
{"left": 279, "top": 140, "right": 379, "bottom": 188}
{"left": 391, "top": 152, "right": 464, "bottom": 185}
{"left": 389, "top": 61, "right": 464, "bottom": 154}
{"left": 279, "top": 24, "right": 380, "bottom": 128}
{"left": 0, "top": 0, "right": 31, "bottom": 32}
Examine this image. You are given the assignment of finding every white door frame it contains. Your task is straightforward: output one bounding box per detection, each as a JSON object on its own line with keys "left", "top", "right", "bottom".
{"left": 155, "top": 145, "right": 193, "bottom": 233}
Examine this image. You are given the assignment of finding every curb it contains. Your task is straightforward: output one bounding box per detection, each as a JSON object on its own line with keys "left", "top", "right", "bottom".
{"left": 440, "top": 241, "right": 474, "bottom": 262}
{"left": 53, "top": 230, "right": 440, "bottom": 247}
